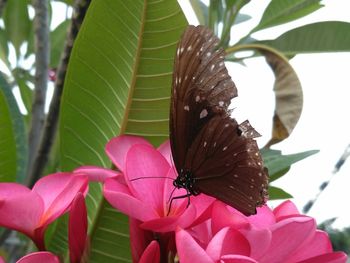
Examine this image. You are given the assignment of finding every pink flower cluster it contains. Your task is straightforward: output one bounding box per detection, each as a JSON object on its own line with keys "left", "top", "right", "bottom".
{"left": 0, "top": 135, "right": 347, "bottom": 263}
{"left": 76, "top": 135, "right": 348, "bottom": 263}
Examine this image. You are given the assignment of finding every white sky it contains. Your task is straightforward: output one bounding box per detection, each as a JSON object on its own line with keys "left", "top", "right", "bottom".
{"left": 180, "top": 0, "right": 350, "bottom": 228}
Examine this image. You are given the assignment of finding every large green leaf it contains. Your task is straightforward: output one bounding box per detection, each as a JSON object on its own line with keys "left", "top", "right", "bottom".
{"left": 260, "top": 21, "right": 350, "bottom": 55}
{"left": 58, "top": 0, "right": 187, "bottom": 261}
{"left": 252, "top": 0, "right": 323, "bottom": 32}
{"left": 0, "top": 28, "right": 10, "bottom": 67}
{"left": 262, "top": 148, "right": 319, "bottom": 182}
{"left": 0, "top": 74, "right": 27, "bottom": 182}
{"left": 3, "top": 0, "right": 31, "bottom": 56}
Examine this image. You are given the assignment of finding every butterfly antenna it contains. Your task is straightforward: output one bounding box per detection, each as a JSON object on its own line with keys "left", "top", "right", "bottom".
{"left": 130, "top": 176, "right": 173, "bottom": 182}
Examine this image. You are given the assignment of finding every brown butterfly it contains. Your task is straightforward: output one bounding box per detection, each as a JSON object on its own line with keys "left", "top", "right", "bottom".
{"left": 169, "top": 25, "right": 268, "bottom": 215}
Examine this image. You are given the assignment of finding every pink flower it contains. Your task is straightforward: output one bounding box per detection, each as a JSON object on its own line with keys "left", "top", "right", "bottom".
{"left": 176, "top": 227, "right": 256, "bottom": 263}
{"left": 69, "top": 192, "right": 88, "bottom": 263}
{"left": 139, "top": 241, "right": 160, "bottom": 263}
{"left": 16, "top": 252, "right": 60, "bottom": 263}
{"left": 0, "top": 172, "right": 88, "bottom": 250}
{"left": 0, "top": 252, "right": 60, "bottom": 263}
{"left": 179, "top": 200, "right": 347, "bottom": 263}
{"left": 76, "top": 135, "right": 214, "bottom": 232}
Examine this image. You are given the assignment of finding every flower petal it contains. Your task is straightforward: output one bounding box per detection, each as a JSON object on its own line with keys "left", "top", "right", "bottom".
{"left": 259, "top": 217, "right": 316, "bottom": 262}
{"left": 176, "top": 228, "right": 214, "bottom": 263}
{"left": 211, "top": 201, "right": 249, "bottom": 234}
{"left": 139, "top": 241, "right": 160, "bottom": 263}
{"left": 74, "top": 166, "right": 121, "bottom": 182}
{"left": 69, "top": 193, "right": 87, "bottom": 263}
{"left": 248, "top": 205, "right": 275, "bottom": 229}
{"left": 286, "top": 230, "right": 333, "bottom": 262}
{"left": 189, "top": 195, "right": 215, "bottom": 226}
{"left": 103, "top": 178, "right": 158, "bottom": 221}
{"left": 33, "top": 173, "right": 88, "bottom": 227}
{"left": 297, "top": 252, "right": 348, "bottom": 263}
{"left": 157, "top": 140, "right": 173, "bottom": 165}
{"left": 129, "top": 218, "right": 155, "bottom": 263}
{"left": 221, "top": 254, "right": 258, "bottom": 263}
{"left": 273, "top": 200, "right": 300, "bottom": 221}
{"left": 125, "top": 144, "right": 170, "bottom": 214}
{"left": 0, "top": 184, "right": 43, "bottom": 238}
{"left": 16, "top": 252, "right": 60, "bottom": 263}
{"left": 241, "top": 227, "right": 271, "bottom": 260}
{"left": 141, "top": 204, "right": 196, "bottom": 232}
{"left": 106, "top": 135, "right": 152, "bottom": 172}
{"left": 206, "top": 227, "right": 250, "bottom": 261}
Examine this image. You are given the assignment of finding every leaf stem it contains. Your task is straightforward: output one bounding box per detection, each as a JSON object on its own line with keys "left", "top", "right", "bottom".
{"left": 0, "top": 0, "right": 6, "bottom": 17}
{"left": 27, "top": 0, "right": 50, "bottom": 184}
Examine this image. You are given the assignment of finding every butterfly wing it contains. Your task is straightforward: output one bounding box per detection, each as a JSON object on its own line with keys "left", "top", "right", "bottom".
{"left": 184, "top": 115, "right": 269, "bottom": 215}
{"left": 170, "top": 25, "right": 237, "bottom": 173}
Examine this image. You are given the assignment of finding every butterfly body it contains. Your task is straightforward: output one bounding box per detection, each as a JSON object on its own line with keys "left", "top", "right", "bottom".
{"left": 170, "top": 25, "right": 268, "bottom": 215}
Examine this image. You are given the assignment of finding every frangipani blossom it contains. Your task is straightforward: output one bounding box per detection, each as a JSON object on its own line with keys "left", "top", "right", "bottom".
{"left": 180, "top": 200, "right": 347, "bottom": 263}
{"left": 76, "top": 135, "right": 214, "bottom": 232}
{"left": 0, "top": 252, "right": 59, "bottom": 263}
{"left": 16, "top": 252, "right": 60, "bottom": 263}
{"left": 103, "top": 140, "right": 214, "bottom": 232}
{"left": 176, "top": 227, "right": 257, "bottom": 263}
{"left": 69, "top": 193, "right": 88, "bottom": 263}
{"left": 139, "top": 241, "right": 160, "bottom": 263}
{"left": 0, "top": 173, "right": 88, "bottom": 250}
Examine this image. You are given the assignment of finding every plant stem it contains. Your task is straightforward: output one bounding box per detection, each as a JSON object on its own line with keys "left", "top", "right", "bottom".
{"left": 27, "top": 0, "right": 91, "bottom": 187}
{"left": 27, "top": 0, "right": 50, "bottom": 184}
{"left": 0, "top": 0, "right": 6, "bottom": 17}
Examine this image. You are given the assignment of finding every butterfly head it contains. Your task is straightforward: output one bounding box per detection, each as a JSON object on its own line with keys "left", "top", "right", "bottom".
{"left": 173, "top": 169, "right": 200, "bottom": 196}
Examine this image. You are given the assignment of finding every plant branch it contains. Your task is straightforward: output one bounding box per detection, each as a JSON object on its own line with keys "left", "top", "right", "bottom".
{"left": 303, "top": 144, "right": 350, "bottom": 214}
{"left": 27, "top": 0, "right": 50, "bottom": 184}
{"left": 27, "top": 0, "right": 91, "bottom": 187}
{"left": 0, "top": 0, "right": 6, "bottom": 17}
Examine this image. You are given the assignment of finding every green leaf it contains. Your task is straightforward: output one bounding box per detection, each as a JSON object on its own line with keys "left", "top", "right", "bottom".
{"left": 262, "top": 148, "right": 319, "bottom": 182}
{"left": 252, "top": 0, "right": 323, "bottom": 32}
{"left": 58, "top": 0, "right": 187, "bottom": 261}
{"left": 3, "top": 0, "right": 31, "bottom": 56}
{"left": 0, "top": 28, "right": 10, "bottom": 68}
{"left": 0, "top": 74, "right": 28, "bottom": 182}
{"left": 268, "top": 186, "right": 293, "bottom": 200}
{"left": 259, "top": 21, "right": 350, "bottom": 55}
{"left": 190, "top": 0, "right": 208, "bottom": 26}
{"left": 50, "top": 20, "right": 70, "bottom": 68}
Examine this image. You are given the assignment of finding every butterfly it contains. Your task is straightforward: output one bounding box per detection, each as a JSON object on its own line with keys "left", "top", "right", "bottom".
{"left": 169, "top": 25, "right": 269, "bottom": 215}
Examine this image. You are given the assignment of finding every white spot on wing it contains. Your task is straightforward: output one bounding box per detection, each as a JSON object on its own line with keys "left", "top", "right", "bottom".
{"left": 210, "top": 64, "right": 215, "bottom": 71}
{"left": 195, "top": 95, "right": 200, "bottom": 102}
{"left": 184, "top": 105, "right": 190, "bottom": 111}
{"left": 206, "top": 52, "right": 211, "bottom": 57}
{"left": 203, "top": 141, "right": 207, "bottom": 147}
{"left": 222, "top": 146, "right": 228, "bottom": 151}
{"left": 187, "top": 45, "right": 192, "bottom": 51}
{"left": 200, "top": 109, "right": 208, "bottom": 119}
{"left": 219, "top": 101, "right": 224, "bottom": 107}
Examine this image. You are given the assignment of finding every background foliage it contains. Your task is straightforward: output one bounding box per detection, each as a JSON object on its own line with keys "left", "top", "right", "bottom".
{"left": 0, "top": 0, "right": 349, "bottom": 261}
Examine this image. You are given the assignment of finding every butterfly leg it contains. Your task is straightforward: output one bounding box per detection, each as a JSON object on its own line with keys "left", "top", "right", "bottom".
{"left": 167, "top": 191, "right": 192, "bottom": 216}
